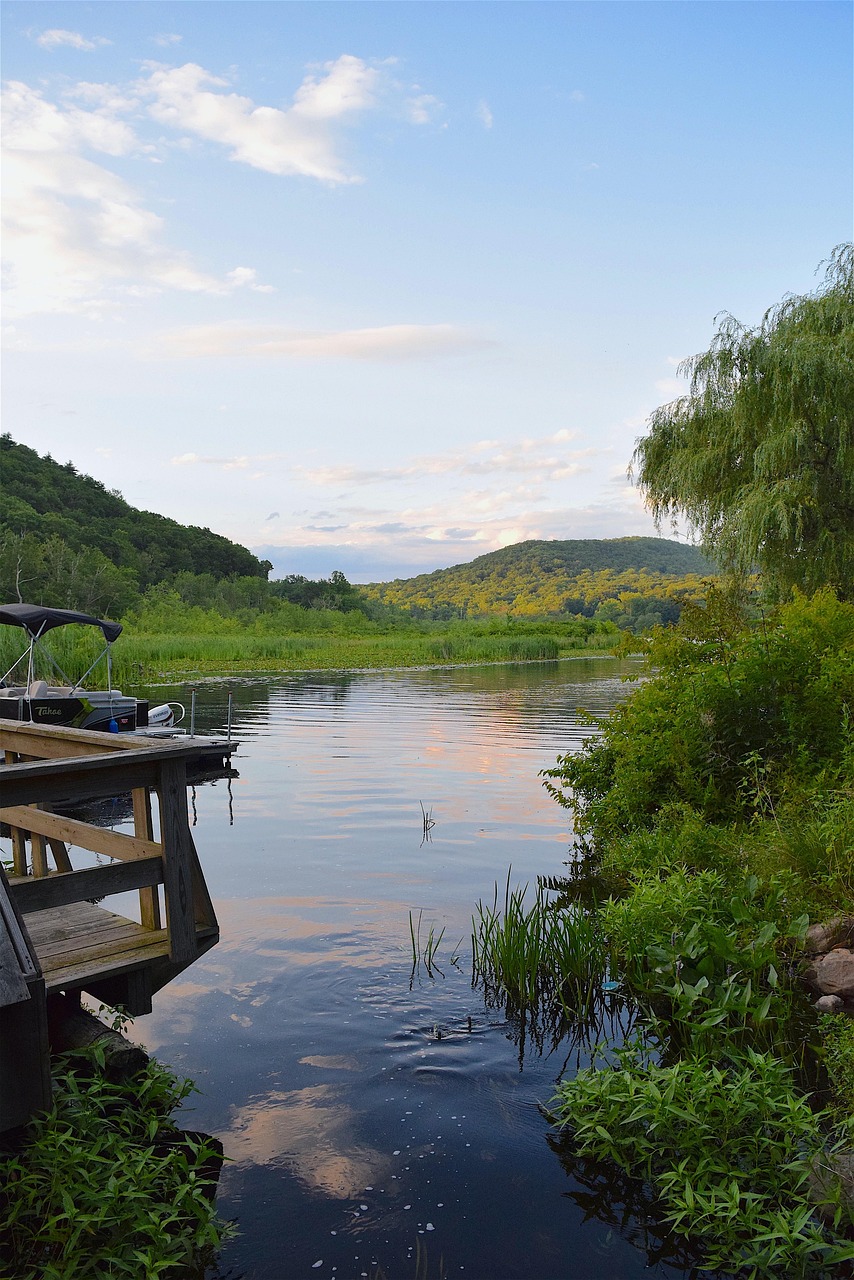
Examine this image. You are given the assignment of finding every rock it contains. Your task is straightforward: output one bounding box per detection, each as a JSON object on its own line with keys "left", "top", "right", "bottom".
{"left": 814, "top": 994, "right": 845, "bottom": 1013}
{"left": 805, "top": 917, "right": 854, "bottom": 956}
{"left": 809, "top": 1148, "right": 854, "bottom": 1225}
{"left": 813, "top": 948, "right": 854, "bottom": 999}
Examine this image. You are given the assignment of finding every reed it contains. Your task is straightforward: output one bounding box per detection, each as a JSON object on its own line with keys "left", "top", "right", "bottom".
{"left": 0, "top": 619, "right": 615, "bottom": 684}
{"left": 428, "top": 635, "right": 559, "bottom": 663}
{"left": 471, "top": 871, "right": 607, "bottom": 1022}
{"left": 409, "top": 909, "right": 446, "bottom": 979}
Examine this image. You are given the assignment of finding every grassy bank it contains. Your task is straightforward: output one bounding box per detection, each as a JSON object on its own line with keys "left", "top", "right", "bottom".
{"left": 0, "top": 1043, "right": 229, "bottom": 1280}
{"left": 0, "top": 617, "right": 619, "bottom": 684}
{"left": 473, "top": 590, "right": 854, "bottom": 1276}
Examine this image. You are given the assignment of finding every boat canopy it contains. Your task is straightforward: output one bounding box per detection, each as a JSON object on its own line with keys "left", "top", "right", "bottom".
{"left": 0, "top": 604, "right": 123, "bottom": 643}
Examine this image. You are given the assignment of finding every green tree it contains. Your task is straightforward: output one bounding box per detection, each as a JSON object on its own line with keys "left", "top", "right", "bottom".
{"left": 633, "top": 245, "right": 854, "bottom": 599}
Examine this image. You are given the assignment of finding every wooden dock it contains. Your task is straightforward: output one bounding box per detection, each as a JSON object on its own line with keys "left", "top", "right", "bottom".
{"left": 1, "top": 721, "right": 229, "bottom": 1130}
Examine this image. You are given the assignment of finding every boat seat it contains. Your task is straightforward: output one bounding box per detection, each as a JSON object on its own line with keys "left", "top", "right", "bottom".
{"left": 28, "top": 681, "right": 48, "bottom": 697}
{"left": 0, "top": 687, "right": 27, "bottom": 698}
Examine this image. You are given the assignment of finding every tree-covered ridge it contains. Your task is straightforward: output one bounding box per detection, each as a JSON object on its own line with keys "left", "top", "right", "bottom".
{"left": 0, "top": 435, "right": 271, "bottom": 588}
{"left": 362, "top": 537, "right": 715, "bottom": 624}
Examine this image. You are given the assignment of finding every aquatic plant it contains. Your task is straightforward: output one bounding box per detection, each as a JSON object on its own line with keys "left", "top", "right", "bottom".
{"left": 550, "top": 1042, "right": 854, "bottom": 1278}
{"left": 409, "top": 909, "right": 446, "bottom": 978}
{"left": 471, "top": 873, "right": 606, "bottom": 1024}
{"left": 0, "top": 1046, "right": 231, "bottom": 1280}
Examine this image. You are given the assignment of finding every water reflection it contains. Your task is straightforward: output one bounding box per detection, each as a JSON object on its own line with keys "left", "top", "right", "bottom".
{"left": 224, "top": 1084, "right": 391, "bottom": 1199}
{"left": 121, "top": 660, "right": 694, "bottom": 1280}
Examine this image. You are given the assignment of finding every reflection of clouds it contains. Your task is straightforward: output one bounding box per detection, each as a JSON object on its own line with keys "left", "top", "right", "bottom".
{"left": 299, "top": 1054, "right": 361, "bottom": 1071}
{"left": 211, "top": 897, "right": 400, "bottom": 969}
{"left": 221, "top": 1084, "right": 389, "bottom": 1197}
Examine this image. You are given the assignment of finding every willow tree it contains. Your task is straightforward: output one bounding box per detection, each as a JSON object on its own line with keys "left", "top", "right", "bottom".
{"left": 633, "top": 245, "right": 854, "bottom": 599}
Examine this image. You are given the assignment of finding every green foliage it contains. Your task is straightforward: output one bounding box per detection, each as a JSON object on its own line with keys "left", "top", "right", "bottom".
{"left": 819, "top": 1015, "right": 854, "bottom": 1137}
{"left": 362, "top": 536, "right": 714, "bottom": 622}
{"left": 0, "top": 435, "right": 270, "bottom": 590}
{"left": 600, "top": 870, "right": 809, "bottom": 1054}
{"left": 0, "top": 1050, "right": 230, "bottom": 1280}
{"left": 633, "top": 244, "right": 854, "bottom": 599}
{"left": 551, "top": 1044, "right": 854, "bottom": 1278}
{"left": 472, "top": 875, "right": 606, "bottom": 1023}
{"left": 542, "top": 589, "right": 854, "bottom": 838}
{"left": 533, "top": 583, "right": 854, "bottom": 1272}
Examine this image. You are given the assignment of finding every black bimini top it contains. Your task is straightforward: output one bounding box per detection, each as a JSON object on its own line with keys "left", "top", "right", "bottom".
{"left": 0, "top": 604, "right": 123, "bottom": 643}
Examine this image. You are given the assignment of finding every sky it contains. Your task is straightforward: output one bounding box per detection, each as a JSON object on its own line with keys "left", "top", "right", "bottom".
{"left": 2, "top": 1, "right": 851, "bottom": 584}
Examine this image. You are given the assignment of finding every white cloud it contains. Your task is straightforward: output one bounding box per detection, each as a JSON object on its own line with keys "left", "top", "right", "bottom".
{"left": 1, "top": 81, "right": 272, "bottom": 316}
{"left": 140, "top": 56, "right": 378, "bottom": 182}
{"left": 569, "top": 89, "right": 585, "bottom": 103}
{"left": 36, "top": 29, "right": 111, "bottom": 52}
{"left": 2, "top": 56, "right": 434, "bottom": 317}
{"left": 654, "top": 376, "right": 687, "bottom": 399}
{"left": 226, "top": 267, "right": 276, "bottom": 293}
{"left": 171, "top": 453, "right": 252, "bottom": 469}
{"left": 476, "top": 100, "right": 493, "bottom": 130}
{"left": 300, "top": 430, "right": 594, "bottom": 488}
{"left": 406, "top": 92, "right": 443, "bottom": 125}
{"left": 153, "top": 33, "right": 183, "bottom": 47}
{"left": 147, "top": 322, "right": 490, "bottom": 361}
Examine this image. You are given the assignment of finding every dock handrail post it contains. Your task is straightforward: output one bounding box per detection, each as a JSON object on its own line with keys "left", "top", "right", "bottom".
{"left": 190, "top": 689, "right": 197, "bottom": 737}
{"left": 227, "top": 691, "right": 233, "bottom": 742}
{"left": 133, "top": 786, "right": 162, "bottom": 931}
{"left": 156, "top": 758, "right": 197, "bottom": 966}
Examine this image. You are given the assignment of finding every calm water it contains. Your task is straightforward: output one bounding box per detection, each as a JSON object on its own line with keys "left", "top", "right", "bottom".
{"left": 114, "top": 661, "right": 693, "bottom": 1279}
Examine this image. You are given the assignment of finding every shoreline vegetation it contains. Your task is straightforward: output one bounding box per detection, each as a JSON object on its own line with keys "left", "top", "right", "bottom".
{"left": 0, "top": 613, "right": 624, "bottom": 686}
{"left": 473, "top": 589, "right": 854, "bottom": 1276}
{"left": 0, "top": 1037, "right": 230, "bottom": 1280}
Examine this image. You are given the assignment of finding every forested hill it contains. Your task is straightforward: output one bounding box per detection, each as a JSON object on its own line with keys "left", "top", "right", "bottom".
{"left": 363, "top": 537, "right": 716, "bottom": 621}
{"left": 1, "top": 435, "right": 270, "bottom": 590}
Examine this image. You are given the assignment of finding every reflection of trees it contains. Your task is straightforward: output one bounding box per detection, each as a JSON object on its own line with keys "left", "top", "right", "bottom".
{"left": 546, "top": 1134, "right": 715, "bottom": 1278}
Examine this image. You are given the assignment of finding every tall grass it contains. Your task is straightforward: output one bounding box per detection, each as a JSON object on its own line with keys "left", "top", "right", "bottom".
{"left": 0, "top": 625, "right": 613, "bottom": 683}
{"left": 472, "top": 873, "right": 607, "bottom": 1023}
{"left": 429, "top": 635, "right": 559, "bottom": 663}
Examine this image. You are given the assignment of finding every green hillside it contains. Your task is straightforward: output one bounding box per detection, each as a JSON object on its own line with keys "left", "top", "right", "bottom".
{"left": 1, "top": 435, "right": 270, "bottom": 582}
{"left": 363, "top": 537, "right": 716, "bottom": 624}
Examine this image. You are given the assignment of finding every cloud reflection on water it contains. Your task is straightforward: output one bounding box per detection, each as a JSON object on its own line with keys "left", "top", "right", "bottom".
{"left": 221, "top": 1083, "right": 390, "bottom": 1198}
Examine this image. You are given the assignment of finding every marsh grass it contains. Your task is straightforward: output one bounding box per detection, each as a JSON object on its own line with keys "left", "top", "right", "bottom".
{"left": 0, "top": 622, "right": 614, "bottom": 685}
{"left": 409, "top": 909, "right": 446, "bottom": 979}
{"left": 472, "top": 872, "right": 607, "bottom": 1025}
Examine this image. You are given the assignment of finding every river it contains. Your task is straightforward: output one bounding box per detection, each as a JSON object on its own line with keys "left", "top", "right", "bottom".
{"left": 122, "top": 658, "right": 694, "bottom": 1280}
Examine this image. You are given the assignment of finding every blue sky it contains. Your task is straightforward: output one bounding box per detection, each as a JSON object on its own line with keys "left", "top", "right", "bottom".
{"left": 2, "top": 1, "right": 851, "bottom": 582}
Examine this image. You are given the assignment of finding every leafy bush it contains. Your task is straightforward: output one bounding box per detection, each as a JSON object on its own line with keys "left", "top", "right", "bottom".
{"left": 551, "top": 1044, "right": 854, "bottom": 1278}
{"left": 543, "top": 589, "right": 854, "bottom": 839}
{"left": 0, "top": 1050, "right": 230, "bottom": 1280}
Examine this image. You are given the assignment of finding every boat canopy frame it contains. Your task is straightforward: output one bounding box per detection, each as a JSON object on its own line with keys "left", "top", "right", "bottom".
{"left": 0, "top": 605, "right": 123, "bottom": 695}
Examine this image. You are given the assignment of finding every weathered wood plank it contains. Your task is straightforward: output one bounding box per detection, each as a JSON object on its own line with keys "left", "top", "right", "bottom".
{"left": 0, "top": 722, "right": 158, "bottom": 759}
{"left": 133, "top": 788, "right": 162, "bottom": 931}
{"left": 23, "top": 899, "right": 126, "bottom": 945}
{"left": 0, "top": 805, "right": 162, "bottom": 864}
{"left": 31, "top": 831, "right": 48, "bottom": 879}
{"left": 11, "top": 857, "right": 163, "bottom": 914}
{"left": 11, "top": 825, "right": 27, "bottom": 876}
{"left": 157, "top": 759, "right": 196, "bottom": 966}
{"left": 35, "top": 919, "right": 154, "bottom": 959}
{"left": 41, "top": 927, "right": 169, "bottom": 975}
{"left": 47, "top": 837, "right": 74, "bottom": 874}
{"left": 42, "top": 936, "right": 172, "bottom": 993}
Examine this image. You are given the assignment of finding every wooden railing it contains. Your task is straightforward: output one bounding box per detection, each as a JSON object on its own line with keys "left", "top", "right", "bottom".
{"left": 1, "top": 722, "right": 217, "bottom": 974}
